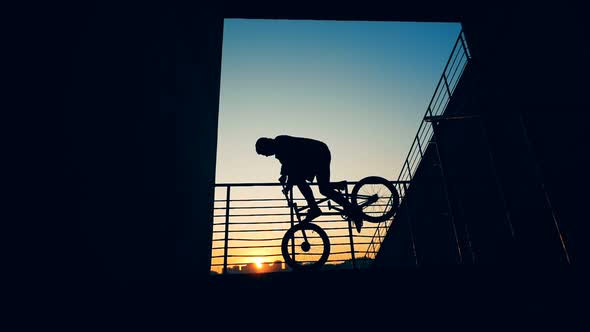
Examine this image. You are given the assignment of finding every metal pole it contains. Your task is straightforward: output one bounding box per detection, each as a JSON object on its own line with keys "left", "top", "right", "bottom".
{"left": 223, "top": 185, "right": 231, "bottom": 274}
{"left": 459, "top": 32, "right": 471, "bottom": 60}
{"left": 405, "top": 160, "right": 413, "bottom": 181}
{"left": 478, "top": 113, "right": 516, "bottom": 239}
{"left": 403, "top": 182, "right": 419, "bottom": 267}
{"left": 345, "top": 184, "right": 357, "bottom": 269}
{"left": 443, "top": 74, "right": 452, "bottom": 97}
{"left": 289, "top": 188, "right": 295, "bottom": 264}
{"left": 417, "top": 137, "right": 424, "bottom": 158}
{"left": 431, "top": 120, "right": 463, "bottom": 264}
{"left": 518, "top": 112, "right": 571, "bottom": 264}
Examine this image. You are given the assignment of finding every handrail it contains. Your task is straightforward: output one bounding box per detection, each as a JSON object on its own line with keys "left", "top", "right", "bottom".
{"left": 364, "top": 29, "right": 471, "bottom": 261}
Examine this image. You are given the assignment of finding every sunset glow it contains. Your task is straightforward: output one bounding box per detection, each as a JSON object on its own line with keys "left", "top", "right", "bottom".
{"left": 253, "top": 257, "right": 264, "bottom": 269}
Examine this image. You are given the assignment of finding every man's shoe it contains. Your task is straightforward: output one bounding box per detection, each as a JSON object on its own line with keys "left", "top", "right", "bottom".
{"left": 348, "top": 206, "right": 363, "bottom": 233}
{"left": 304, "top": 207, "right": 322, "bottom": 223}
{"left": 353, "top": 218, "right": 363, "bottom": 233}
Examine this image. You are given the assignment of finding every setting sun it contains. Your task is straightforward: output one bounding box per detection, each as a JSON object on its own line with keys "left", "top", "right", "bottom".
{"left": 253, "top": 257, "right": 264, "bottom": 269}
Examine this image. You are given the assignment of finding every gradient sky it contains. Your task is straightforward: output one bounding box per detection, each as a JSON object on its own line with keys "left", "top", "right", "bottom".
{"left": 215, "top": 19, "right": 462, "bottom": 184}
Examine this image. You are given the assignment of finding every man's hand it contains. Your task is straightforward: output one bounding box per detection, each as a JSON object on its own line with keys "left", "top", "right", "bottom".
{"left": 279, "top": 175, "right": 291, "bottom": 196}
{"left": 278, "top": 175, "right": 287, "bottom": 184}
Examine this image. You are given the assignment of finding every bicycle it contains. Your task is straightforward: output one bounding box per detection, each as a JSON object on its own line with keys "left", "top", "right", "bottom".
{"left": 280, "top": 176, "right": 399, "bottom": 271}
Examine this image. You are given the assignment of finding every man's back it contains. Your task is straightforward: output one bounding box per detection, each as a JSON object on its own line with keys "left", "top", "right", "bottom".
{"left": 273, "top": 135, "right": 330, "bottom": 179}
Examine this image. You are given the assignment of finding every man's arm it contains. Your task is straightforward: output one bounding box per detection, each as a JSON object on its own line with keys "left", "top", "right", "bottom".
{"left": 279, "top": 165, "right": 287, "bottom": 184}
{"left": 274, "top": 135, "right": 292, "bottom": 183}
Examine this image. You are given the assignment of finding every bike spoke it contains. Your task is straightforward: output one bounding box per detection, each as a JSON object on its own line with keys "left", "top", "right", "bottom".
{"left": 286, "top": 229, "right": 326, "bottom": 266}
{"left": 357, "top": 183, "right": 393, "bottom": 219}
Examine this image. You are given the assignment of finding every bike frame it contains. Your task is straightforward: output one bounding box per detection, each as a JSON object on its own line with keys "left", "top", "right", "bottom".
{"left": 280, "top": 181, "right": 378, "bottom": 224}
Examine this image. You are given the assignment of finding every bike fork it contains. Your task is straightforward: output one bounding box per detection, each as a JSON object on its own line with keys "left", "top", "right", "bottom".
{"left": 283, "top": 184, "right": 310, "bottom": 244}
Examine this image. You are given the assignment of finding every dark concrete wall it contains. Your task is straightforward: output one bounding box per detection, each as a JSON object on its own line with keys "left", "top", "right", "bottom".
{"left": 15, "top": 3, "right": 223, "bottom": 282}
{"left": 64, "top": 5, "right": 223, "bottom": 280}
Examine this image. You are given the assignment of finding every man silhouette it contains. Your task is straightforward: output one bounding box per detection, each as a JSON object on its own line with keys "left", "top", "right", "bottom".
{"left": 256, "top": 135, "right": 363, "bottom": 233}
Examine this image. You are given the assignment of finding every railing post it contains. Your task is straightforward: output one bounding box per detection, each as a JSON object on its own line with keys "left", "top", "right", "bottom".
{"left": 416, "top": 137, "right": 424, "bottom": 158}
{"left": 430, "top": 120, "right": 463, "bottom": 265}
{"left": 478, "top": 112, "right": 516, "bottom": 240}
{"left": 403, "top": 182, "right": 419, "bottom": 267}
{"left": 405, "top": 159, "right": 413, "bottom": 181}
{"left": 459, "top": 31, "right": 470, "bottom": 60}
{"left": 443, "top": 74, "right": 452, "bottom": 97}
{"left": 518, "top": 112, "right": 571, "bottom": 264}
{"left": 289, "top": 187, "right": 295, "bottom": 264}
{"left": 345, "top": 183, "right": 357, "bottom": 269}
{"left": 223, "top": 185, "right": 231, "bottom": 274}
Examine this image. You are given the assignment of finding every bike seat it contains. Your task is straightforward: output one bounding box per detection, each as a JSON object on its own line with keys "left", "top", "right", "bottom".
{"left": 332, "top": 181, "right": 348, "bottom": 191}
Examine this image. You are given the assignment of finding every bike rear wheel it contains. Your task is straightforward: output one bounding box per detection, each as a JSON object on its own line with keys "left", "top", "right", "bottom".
{"left": 281, "top": 222, "right": 330, "bottom": 271}
{"left": 351, "top": 176, "right": 399, "bottom": 223}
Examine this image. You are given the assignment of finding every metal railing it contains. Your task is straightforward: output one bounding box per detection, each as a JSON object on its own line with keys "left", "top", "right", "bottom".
{"left": 210, "top": 181, "right": 408, "bottom": 275}
{"left": 364, "top": 29, "right": 472, "bottom": 260}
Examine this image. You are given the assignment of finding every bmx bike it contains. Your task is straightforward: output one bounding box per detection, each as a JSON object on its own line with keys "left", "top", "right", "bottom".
{"left": 280, "top": 176, "right": 399, "bottom": 271}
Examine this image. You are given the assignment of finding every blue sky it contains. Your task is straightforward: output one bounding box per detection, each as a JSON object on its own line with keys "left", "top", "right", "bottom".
{"left": 215, "top": 19, "right": 462, "bottom": 184}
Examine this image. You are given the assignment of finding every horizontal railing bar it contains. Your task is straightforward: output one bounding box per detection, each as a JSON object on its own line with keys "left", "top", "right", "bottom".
{"left": 212, "top": 258, "right": 358, "bottom": 264}
{"left": 211, "top": 217, "right": 398, "bottom": 226}
{"left": 212, "top": 219, "right": 337, "bottom": 226}
{"left": 214, "top": 211, "right": 382, "bottom": 218}
{"left": 212, "top": 220, "right": 292, "bottom": 226}
{"left": 222, "top": 244, "right": 283, "bottom": 250}
{"left": 212, "top": 203, "right": 389, "bottom": 210}
{"left": 214, "top": 198, "right": 288, "bottom": 202}
{"left": 226, "top": 253, "right": 285, "bottom": 258}
{"left": 225, "top": 230, "right": 384, "bottom": 239}
{"left": 214, "top": 205, "right": 289, "bottom": 210}
{"left": 211, "top": 260, "right": 364, "bottom": 266}
{"left": 210, "top": 261, "right": 359, "bottom": 267}
{"left": 213, "top": 208, "right": 400, "bottom": 219}
{"left": 215, "top": 180, "right": 409, "bottom": 187}
{"left": 330, "top": 250, "right": 361, "bottom": 256}
{"left": 218, "top": 227, "right": 350, "bottom": 234}
{"left": 214, "top": 212, "right": 293, "bottom": 217}
{"left": 227, "top": 237, "right": 285, "bottom": 241}
{"left": 213, "top": 225, "right": 385, "bottom": 234}
{"left": 214, "top": 212, "right": 394, "bottom": 218}
{"left": 219, "top": 234, "right": 367, "bottom": 243}
{"left": 213, "top": 241, "right": 375, "bottom": 250}
{"left": 214, "top": 197, "right": 333, "bottom": 203}
{"left": 212, "top": 257, "right": 361, "bottom": 265}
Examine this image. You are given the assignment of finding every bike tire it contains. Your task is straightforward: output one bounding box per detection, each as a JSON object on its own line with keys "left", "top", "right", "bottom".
{"left": 351, "top": 176, "right": 399, "bottom": 223}
{"left": 281, "top": 222, "right": 330, "bottom": 271}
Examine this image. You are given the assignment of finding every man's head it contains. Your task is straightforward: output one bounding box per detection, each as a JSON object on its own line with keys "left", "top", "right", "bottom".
{"left": 256, "top": 137, "right": 275, "bottom": 156}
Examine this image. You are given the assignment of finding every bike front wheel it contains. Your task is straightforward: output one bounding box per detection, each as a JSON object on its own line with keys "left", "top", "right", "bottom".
{"left": 351, "top": 176, "right": 399, "bottom": 223}
{"left": 281, "top": 222, "right": 330, "bottom": 271}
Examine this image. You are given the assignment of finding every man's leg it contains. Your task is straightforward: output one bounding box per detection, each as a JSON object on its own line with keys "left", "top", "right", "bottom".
{"left": 316, "top": 166, "right": 363, "bottom": 232}
{"left": 293, "top": 176, "right": 322, "bottom": 222}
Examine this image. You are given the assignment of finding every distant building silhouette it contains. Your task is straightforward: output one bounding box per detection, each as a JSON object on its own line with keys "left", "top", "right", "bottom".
{"left": 226, "top": 260, "right": 286, "bottom": 274}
